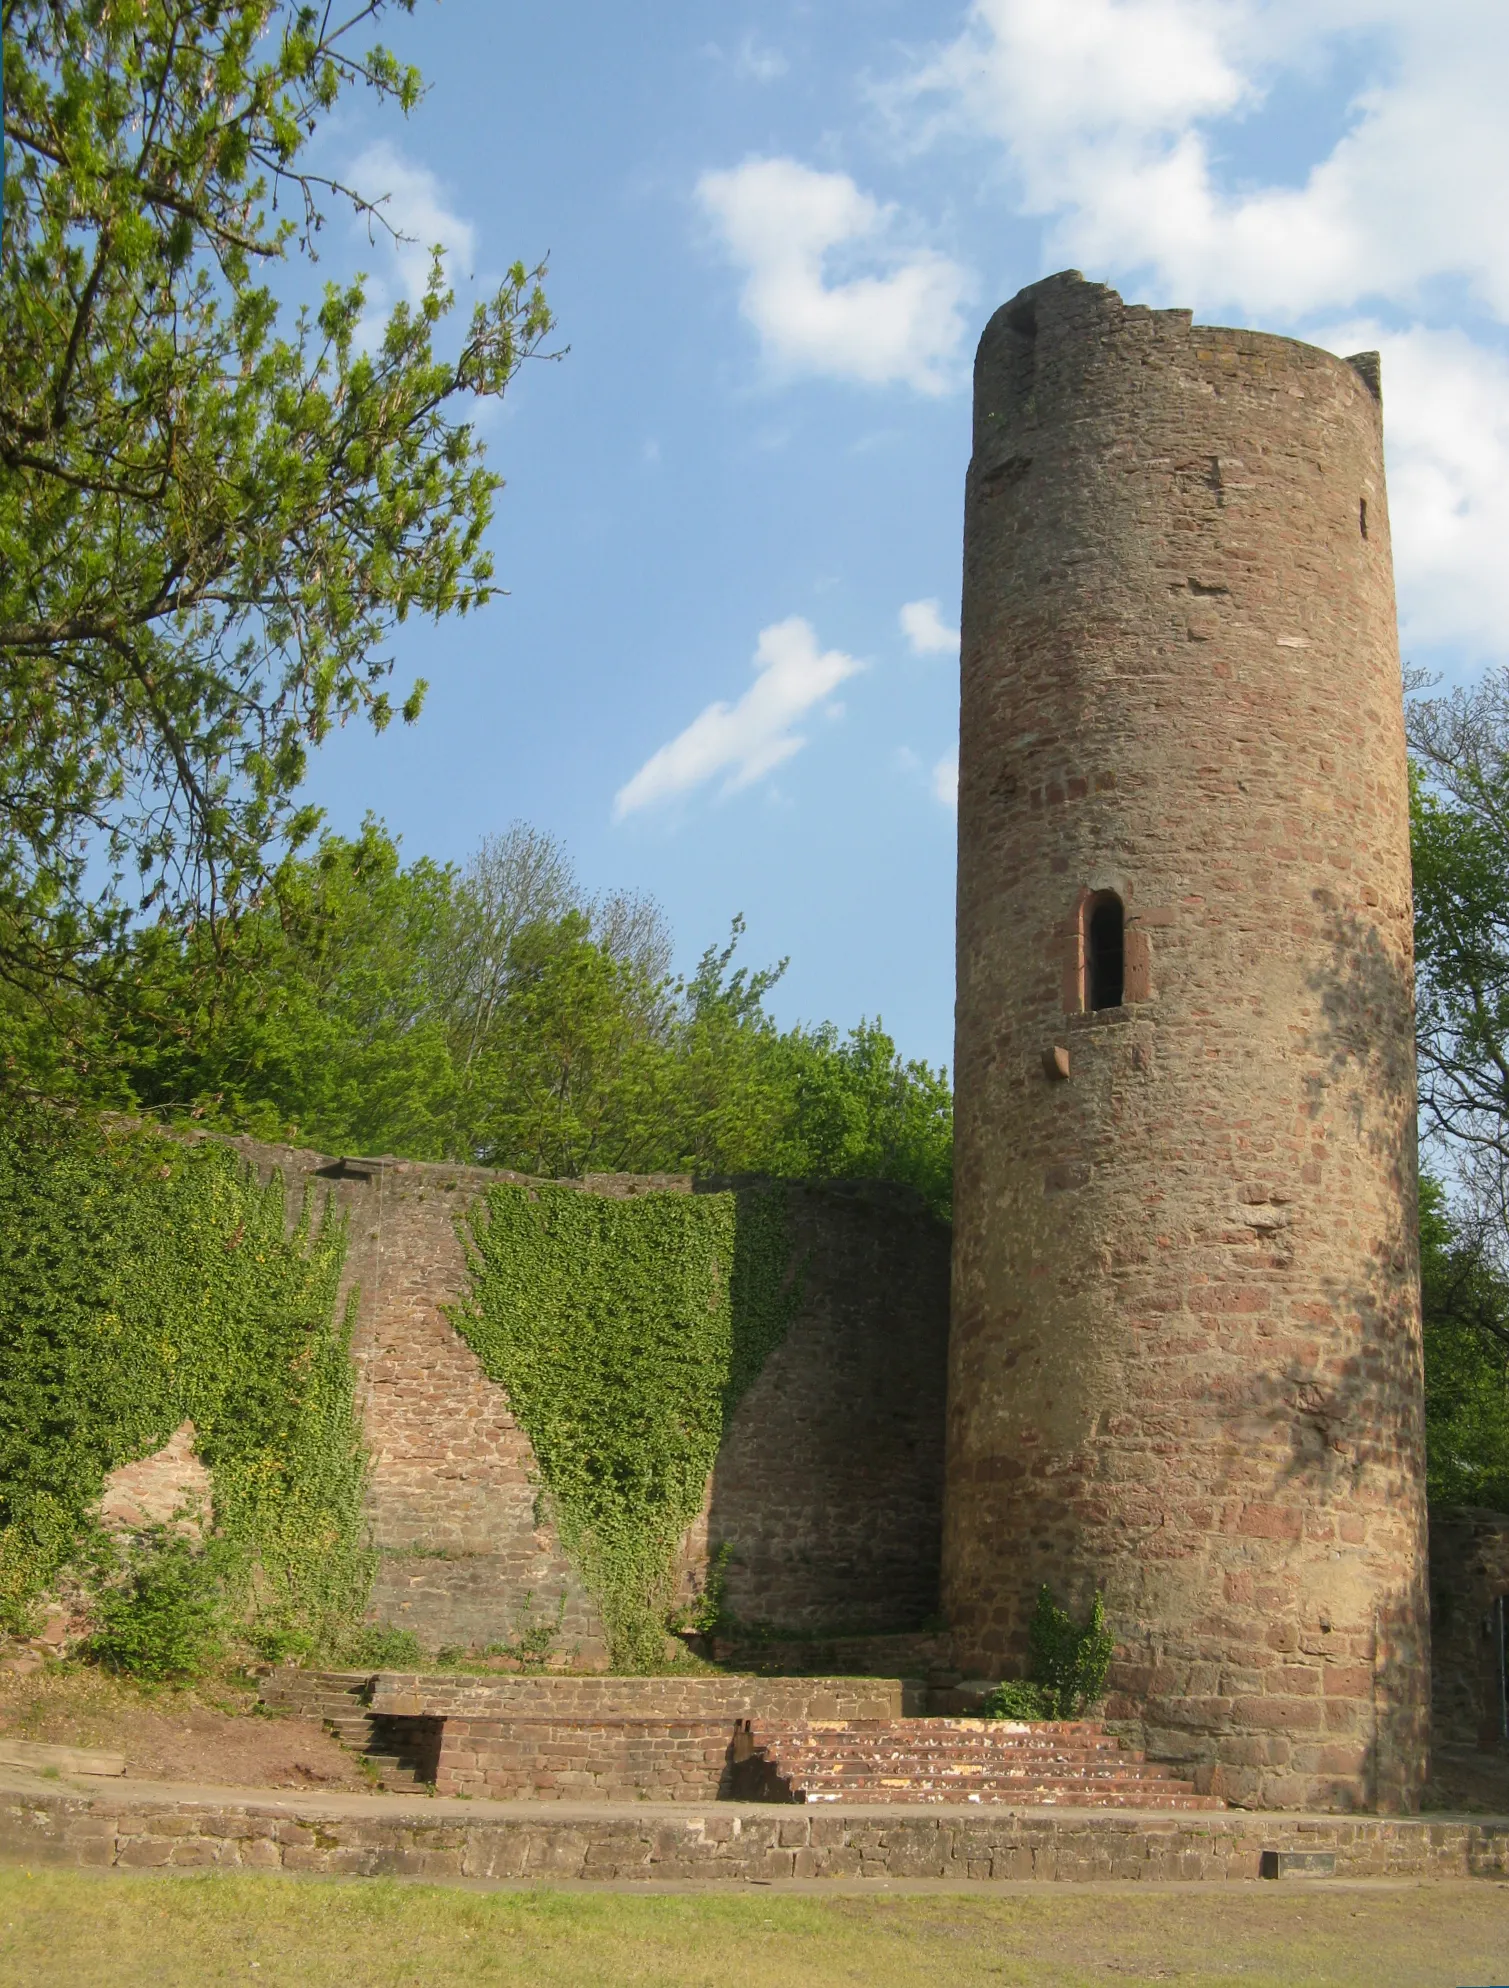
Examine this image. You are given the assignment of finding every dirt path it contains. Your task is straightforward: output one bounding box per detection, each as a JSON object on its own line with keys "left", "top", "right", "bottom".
{"left": 0, "top": 1667, "right": 370, "bottom": 1791}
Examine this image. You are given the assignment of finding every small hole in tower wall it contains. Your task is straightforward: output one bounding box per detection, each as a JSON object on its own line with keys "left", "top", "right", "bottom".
{"left": 1005, "top": 298, "right": 1038, "bottom": 338}
{"left": 1086, "top": 895, "right": 1125, "bottom": 1011}
{"left": 1360, "top": 497, "right": 1369, "bottom": 540}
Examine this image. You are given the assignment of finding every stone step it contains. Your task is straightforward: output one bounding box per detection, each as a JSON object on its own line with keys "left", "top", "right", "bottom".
{"left": 771, "top": 1718, "right": 1107, "bottom": 1735}
{"left": 783, "top": 1755, "right": 1192, "bottom": 1782}
{"left": 325, "top": 1715, "right": 378, "bottom": 1745}
{"left": 256, "top": 1671, "right": 433, "bottom": 1788}
{"left": 767, "top": 1755, "right": 1178, "bottom": 1783}
{"left": 742, "top": 1716, "right": 1224, "bottom": 1812}
{"left": 755, "top": 1732, "right": 1134, "bottom": 1757}
{"left": 763, "top": 1756, "right": 1164, "bottom": 1784}
{"left": 799, "top": 1783, "right": 1226, "bottom": 1810}
{"left": 782, "top": 1755, "right": 1191, "bottom": 1781}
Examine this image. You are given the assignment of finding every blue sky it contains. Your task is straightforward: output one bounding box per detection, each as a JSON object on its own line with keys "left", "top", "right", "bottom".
{"left": 299, "top": 0, "right": 1509, "bottom": 1073}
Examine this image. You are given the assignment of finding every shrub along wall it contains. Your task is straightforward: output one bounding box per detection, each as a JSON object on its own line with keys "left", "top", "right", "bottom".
{"left": 0, "top": 1110, "right": 370, "bottom": 1657}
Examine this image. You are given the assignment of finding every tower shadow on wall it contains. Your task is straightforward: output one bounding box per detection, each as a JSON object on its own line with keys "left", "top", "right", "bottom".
{"left": 695, "top": 1180, "right": 952, "bottom": 1642}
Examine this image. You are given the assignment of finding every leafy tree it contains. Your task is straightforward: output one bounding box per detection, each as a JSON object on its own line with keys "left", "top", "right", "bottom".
{"left": 464, "top": 910, "right": 667, "bottom": 1178}
{"left": 1408, "top": 667, "right": 1509, "bottom": 1509}
{"left": 1, "top": 798, "right": 956, "bottom": 1213}
{"left": 776, "top": 1020, "right": 954, "bottom": 1215}
{"left": 1409, "top": 669, "right": 1509, "bottom": 1234}
{"left": 1420, "top": 1174, "right": 1509, "bottom": 1511}
{"left": 0, "top": 0, "right": 552, "bottom": 1011}
{"left": 113, "top": 819, "right": 462, "bottom": 1154}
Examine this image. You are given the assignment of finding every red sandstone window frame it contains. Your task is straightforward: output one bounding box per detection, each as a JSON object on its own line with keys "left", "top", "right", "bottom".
{"left": 1083, "top": 891, "right": 1124, "bottom": 1011}
{"left": 1062, "top": 889, "right": 1152, "bottom": 1014}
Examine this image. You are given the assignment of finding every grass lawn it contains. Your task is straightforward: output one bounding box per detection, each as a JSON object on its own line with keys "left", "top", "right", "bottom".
{"left": 2, "top": 1868, "right": 1507, "bottom": 1987}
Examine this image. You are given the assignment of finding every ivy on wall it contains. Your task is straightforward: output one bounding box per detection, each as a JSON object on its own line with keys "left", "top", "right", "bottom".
{"left": 454, "top": 1182, "right": 799, "bottom": 1668}
{"left": 0, "top": 1109, "right": 371, "bottom": 1654}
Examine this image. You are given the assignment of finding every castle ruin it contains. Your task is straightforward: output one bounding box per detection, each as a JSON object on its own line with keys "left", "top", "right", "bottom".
{"left": 948, "top": 272, "right": 1428, "bottom": 1811}
{"left": 98, "top": 275, "right": 1467, "bottom": 1820}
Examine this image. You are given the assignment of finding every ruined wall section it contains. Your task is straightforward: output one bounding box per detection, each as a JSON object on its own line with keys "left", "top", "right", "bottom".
{"left": 685, "top": 1181, "right": 951, "bottom": 1634}
{"left": 207, "top": 1139, "right": 950, "bottom": 1658}
{"left": 1429, "top": 1509, "right": 1509, "bottom": 1751}
{"left": 947, "top": 272, "right": 1428, "bottom": 1811}
{"left": 210, "top": 1138, "right": 606, "bottom": 1661}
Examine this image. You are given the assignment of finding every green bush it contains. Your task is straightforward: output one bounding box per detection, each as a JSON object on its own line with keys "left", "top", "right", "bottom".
{"left": 983, "top": 1587, "right": 1116, "bottom": 1722}
{"left": 339, "top": 1624, "right": 426, "bottom": 1670}
{"left": 84, "top": 1527, "right": 230, "bottom": 1683}
{"left": 981, "top": 1679, "right": 1055, "bottom": 1720}
{"left": 1029, "top": 1586, "right": 1115, "bottom": 1716}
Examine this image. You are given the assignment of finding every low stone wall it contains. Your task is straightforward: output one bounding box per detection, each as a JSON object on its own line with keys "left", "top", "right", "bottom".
{"left": 435, "top": 1720, "right": 745, "bottom": 1802}
{"left": 5, "top": 1777, "right": 1509, "bottom": 1883}
{"left": 368, "top": 1673, "right": 920, "bottom": 1722}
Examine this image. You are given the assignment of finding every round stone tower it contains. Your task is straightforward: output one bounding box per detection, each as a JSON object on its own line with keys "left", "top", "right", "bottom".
{"left": 946, "top": 272, "right": 1428, "bottom": 1812}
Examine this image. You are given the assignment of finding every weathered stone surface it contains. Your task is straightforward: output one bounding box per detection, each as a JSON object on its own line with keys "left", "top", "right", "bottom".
{"left": 689, "top": 1180, "right": 951, "bottom": 1634}
{"left": 2, "top": 1775, "right": 1505, "bottom": 1884}
{"left": 98, "top": 1421, "right": 211, "bottom": 1534}
{"left": 947, "top": 271, "right": 1428, "bottom": 1813}
{"left": 0, "top": 1740, "right": 125, "bottom": 1778}
{"left": 367, "top": 1673, "right": 917, "bottom": 1722}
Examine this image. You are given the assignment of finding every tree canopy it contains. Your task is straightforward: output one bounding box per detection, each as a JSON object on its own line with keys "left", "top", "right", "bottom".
{"left": 1409, "top": 665, "right": 1509, "bottom": 1511}
{"left": 0, "top": 819, "right": 955, "bottom": 1216}
{"left": 0, "top": 0, "right": 551, "bottom": 1005}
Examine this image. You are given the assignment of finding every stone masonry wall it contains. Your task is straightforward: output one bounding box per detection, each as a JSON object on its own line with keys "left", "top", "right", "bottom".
{"left": 368, "top": 1674, "right": 916, "bottom": 1721}
{"left": 8, "top": 1777, "right": 1509, "bottom": 1884}
{"left": 203, "top": 1138, "right": 606, "bottom": 1661}
{"left": 1430, "top": 1509, "right": 1509, "bottom": 1750}
{"left": 433, "top": 1720, "right": 743, "bottom": 1801}
{"left": 97, "top": 1422, "right": 212, "bottom": 1535}
{"left": 947, "top": 272, "right": 1428, "bottom": 1812}
{"left": 684, "top": 1181, "right": 951, "bottom": 1634}
{"left": 187, "top": 1138, "right": 950, "bottom": 1656}
{"left": 402, "top": 1674, "right": 922, "bottom": 1802}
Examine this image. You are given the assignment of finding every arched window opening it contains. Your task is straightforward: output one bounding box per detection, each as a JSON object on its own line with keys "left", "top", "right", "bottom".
{"left": 1087, "top": 894, "right": 1125, "bottom": 1011}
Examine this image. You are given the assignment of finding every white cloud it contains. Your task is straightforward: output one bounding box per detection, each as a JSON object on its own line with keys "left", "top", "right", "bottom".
{"left": 898, "top": 1, "right": 1509, "bottom": 325}
{"left": 900, "top": 598, "right": 960, "bottom": 656}
{"left": 736, "top": 33, "right": 788, "bottom": 82}
{"left": 1317, "top": 324, "right": 1509, "bottom": 661}
{"left": 696, "top": 158, "right": 972, "bottom": 393}
{"left": 614, "top": 617, "right": 866, "bottom": 819}
{"left": 891, "top": 2, "right": 1509, "bottom": 669}
{"left": 932, "top": 747, "right": 959, "bottom": 810}
{"left": 348, "top": 141, "right": 477, "bottom": 304}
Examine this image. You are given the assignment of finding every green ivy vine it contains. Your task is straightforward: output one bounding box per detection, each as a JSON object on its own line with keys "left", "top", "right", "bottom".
{"left": 0, "top": 1108, "right": 371, "bottom": 1656}
{"left": 453, "top": 1182, "right": 799, "bottom": 1669}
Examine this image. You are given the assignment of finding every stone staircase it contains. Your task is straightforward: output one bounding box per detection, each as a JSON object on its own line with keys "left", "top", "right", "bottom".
{"left": 734, "top": 1718, "right": 1225, "bottom": 1809}
{"left": 257, "top": 1669, "right": 440, "bottom": 1789}
{"left": 258, "top": 1671, "right": 1223, "bottom": 1809}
